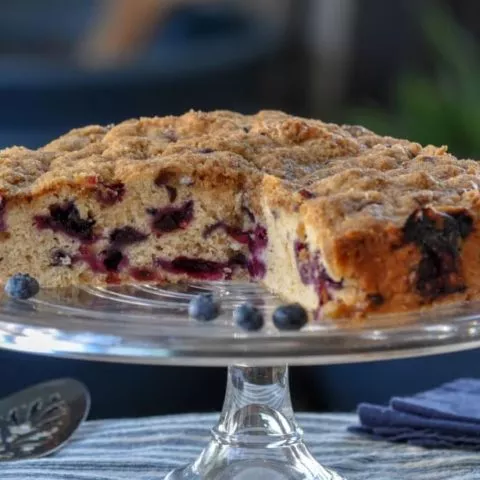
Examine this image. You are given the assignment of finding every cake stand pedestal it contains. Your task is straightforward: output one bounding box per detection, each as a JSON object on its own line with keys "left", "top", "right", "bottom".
{"left": 166, "top": 364, "right": 340, "bottom": 480}
{"left": 1, "top": 281, "right": 480, "bottom": 480}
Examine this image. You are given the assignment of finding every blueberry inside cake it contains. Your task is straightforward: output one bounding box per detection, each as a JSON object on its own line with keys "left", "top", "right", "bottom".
{"left": 1, "top": 109, "right": 480, "bottom": 320}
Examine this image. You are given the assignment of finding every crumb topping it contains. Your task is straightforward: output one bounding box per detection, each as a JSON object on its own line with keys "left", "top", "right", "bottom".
{"left": 1, "top": 109, "right": 479, "bottom": 236}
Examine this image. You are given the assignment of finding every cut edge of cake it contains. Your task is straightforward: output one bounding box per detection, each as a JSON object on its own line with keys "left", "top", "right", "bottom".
{"left": 0, "top": 109, "right": 479, "bottom": 323}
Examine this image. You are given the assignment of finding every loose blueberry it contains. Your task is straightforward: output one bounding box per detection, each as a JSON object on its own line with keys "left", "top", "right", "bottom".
{"left": 233, "top": 303, "right": 264, "bottom": 331}
{"left": 272, "top": 303, "right": 308, "bottom": 331}
{"left": 188, "top": 293, "right": 220, "bottom": 321}
{"left": 5, "top": 274, "right": 40, "bottom": 300}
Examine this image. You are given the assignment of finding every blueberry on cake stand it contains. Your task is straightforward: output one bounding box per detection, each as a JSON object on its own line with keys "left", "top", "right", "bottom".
{"left": 1, "top": 281, "right": 480, "bottom": 480}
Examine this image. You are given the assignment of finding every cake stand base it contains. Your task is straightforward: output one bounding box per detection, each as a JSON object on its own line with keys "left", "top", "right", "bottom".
{"left": 165, "top": 365, "right": 345, "bottom": 480}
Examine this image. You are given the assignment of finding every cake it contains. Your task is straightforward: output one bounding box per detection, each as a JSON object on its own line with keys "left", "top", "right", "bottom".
{"left": 0, "top": 109, "right": 479, "bottom": 320}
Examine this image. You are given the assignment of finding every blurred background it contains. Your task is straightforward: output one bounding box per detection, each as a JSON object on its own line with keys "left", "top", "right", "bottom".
{"left": 2, "top": 0, "right": 480, "bottom": 418}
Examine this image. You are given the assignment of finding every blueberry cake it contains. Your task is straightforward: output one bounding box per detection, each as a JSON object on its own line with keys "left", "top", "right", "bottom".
{"left": 1, "top": 109, "right": 479, "bottom": 320}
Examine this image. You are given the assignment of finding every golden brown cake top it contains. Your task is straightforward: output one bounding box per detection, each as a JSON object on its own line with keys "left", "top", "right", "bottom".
{"left": 1, "top": 109, "right": 480, "bottom": 233}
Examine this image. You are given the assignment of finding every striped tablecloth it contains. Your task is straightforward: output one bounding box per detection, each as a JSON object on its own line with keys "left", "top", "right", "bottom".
{"left": 3, "top": 413, "right": 480, "bottom": 480}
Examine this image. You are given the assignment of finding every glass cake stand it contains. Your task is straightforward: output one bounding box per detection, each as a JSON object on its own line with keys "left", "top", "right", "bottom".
{"left": 1, "top": 282, "right": 480, "bottom": 479}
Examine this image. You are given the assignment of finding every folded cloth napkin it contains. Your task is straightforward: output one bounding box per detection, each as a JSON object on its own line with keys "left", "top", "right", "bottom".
{"left": 349, "top": 378, "right": 480, "bottom": 450}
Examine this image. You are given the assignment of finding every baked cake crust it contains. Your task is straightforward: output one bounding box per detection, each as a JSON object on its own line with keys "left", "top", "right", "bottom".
{"left": 1, "top": 109, "right": 480, "bottom": 321}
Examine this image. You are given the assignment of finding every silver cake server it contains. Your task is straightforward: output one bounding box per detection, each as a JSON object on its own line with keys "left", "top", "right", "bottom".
{"left": 0, "top": 378, "right": 90, "bottom": 461}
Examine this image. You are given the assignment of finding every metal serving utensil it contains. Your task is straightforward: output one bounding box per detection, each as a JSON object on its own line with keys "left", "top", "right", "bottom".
{"left": 0, "top": 378, "right": 90, "bottom": 461}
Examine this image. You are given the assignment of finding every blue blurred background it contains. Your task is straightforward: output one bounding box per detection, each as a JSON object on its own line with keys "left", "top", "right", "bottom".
{"left": 2, "top": 0, "right": 480, "bottom": 418}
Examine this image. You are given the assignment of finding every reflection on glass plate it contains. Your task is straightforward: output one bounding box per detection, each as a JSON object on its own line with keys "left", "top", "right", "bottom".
{"left": 0, "top": 281, "right": 479, "bottom": 366}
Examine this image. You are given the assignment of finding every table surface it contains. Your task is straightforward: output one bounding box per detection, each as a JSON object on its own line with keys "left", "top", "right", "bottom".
{"left": 3, "top": 413, "right": 479, "bottom": 480}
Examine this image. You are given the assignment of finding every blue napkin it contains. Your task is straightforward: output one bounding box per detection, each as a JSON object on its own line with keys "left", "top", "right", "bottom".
{"left": 349, "top": 378, "right": 480, "bottom": 450}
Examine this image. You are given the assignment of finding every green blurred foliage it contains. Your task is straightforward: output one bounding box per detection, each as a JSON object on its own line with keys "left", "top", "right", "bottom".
{"left": 349, "top": 5, "right": 480, "bottom": 159}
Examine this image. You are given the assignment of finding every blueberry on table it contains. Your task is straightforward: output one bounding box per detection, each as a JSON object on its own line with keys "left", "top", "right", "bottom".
{"left": 188, "top": 293, "right": 220, "bottom": 322}
{"left": 233, "top": 303, "right": 264, "bottom": 331}
{"left": 5, "top": 274, "right": 40, "bottom": 300}
{"left": 273, "top": 303, "right": 308, "bottom": 331}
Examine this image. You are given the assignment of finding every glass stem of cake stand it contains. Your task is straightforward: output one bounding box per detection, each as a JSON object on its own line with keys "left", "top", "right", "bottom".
{"left": 165, "top": 364, "right": 345, "bottom": 480}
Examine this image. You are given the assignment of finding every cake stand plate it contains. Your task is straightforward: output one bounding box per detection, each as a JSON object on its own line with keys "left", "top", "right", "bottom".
{"left": 1, "top": 281, "right": 480, "bottom": 480}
